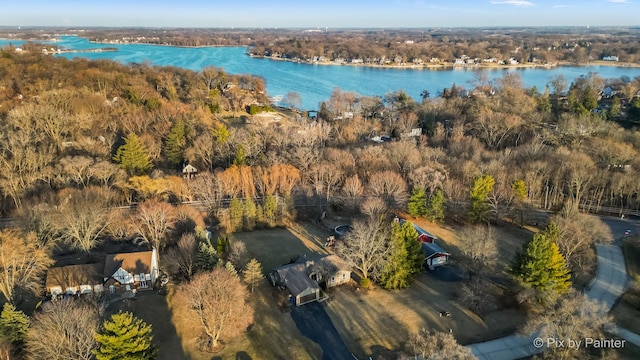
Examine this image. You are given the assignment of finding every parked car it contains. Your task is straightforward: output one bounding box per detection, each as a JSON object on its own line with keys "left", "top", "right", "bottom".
{"left": 333, "top": 225, "right": 354, "bottom": 237}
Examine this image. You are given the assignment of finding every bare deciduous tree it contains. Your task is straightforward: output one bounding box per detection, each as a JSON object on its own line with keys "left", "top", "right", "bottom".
{"left": 181, "top": 268, "right": 254, "bottom": 350}
{"left": 341, "top": 174, "right": 364, "bottom": 213}
{"left": 458, "top": 277, "right": 498, "bottom": 317}
{"left": 458, "top": 225, "right": 499, "bottom": 276}
{"left": 0, "top": 230, "right": 52, "bottom": 303}
{"left": 25, "top": 300, "right": 99, "bottom": 360}
{"left": 228, "top": 240, "right": 249, "bottom": 271}
{"left": 553, "top": 214, "right": 612, "bottom": 274}
{"left": 405, "top": 328, "right": 476, "bottom": 360}
{"left": 132, "top": 199, "right": 177, "bottom": 250}
{"left": 54, "top": 187, "right": 115, "bottom": 252}
{"left": 165, "top": 233, "right": 198, "bottom": 279}
{"left": 335, "top": 219, "right": 389, "bottom": 280}
{"left": 360, "top": 197, "right": 389, "bottom": 220}
{"left": 522, "top": 291, "right": 612, "bottom": 359}
{"left": 367, "top": 170, "right": 408, "bottom": 208}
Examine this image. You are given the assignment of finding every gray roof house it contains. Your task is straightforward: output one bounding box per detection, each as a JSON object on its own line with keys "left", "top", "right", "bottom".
{"left": 269, "top": 254, "right": 351, "bottom": 306}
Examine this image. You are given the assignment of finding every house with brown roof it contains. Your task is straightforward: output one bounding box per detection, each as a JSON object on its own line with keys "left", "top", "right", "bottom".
{"left": 45, "top": 263, "right": 104, "bottom": 297}
{"left": 269, "top": 254, "right": 351, "bottom": 306}
{"left": 103, "top": 248, "right": 159, "bottom": 292}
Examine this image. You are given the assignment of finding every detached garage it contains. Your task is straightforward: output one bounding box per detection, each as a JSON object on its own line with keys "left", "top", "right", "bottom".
{"left": 45, "top": 263, "right": 104, "bottom": 297}
{"left": 421, "top": 242, "right": 451, "bottom": 270}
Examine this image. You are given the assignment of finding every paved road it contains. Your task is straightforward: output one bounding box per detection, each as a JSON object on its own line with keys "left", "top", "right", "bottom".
{"left": 468, "top": 217, "right": 632, "bottom": 360}
{"left": 290, "top": 301, "right": 352, "bottom": 360}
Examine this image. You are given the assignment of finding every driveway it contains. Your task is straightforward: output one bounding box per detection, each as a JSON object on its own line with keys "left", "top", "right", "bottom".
{"left": 426, "top": 263, "right": 465, "bottom": 282}
{"left": 290, "top": 301, "right": 352, "bottom": 360}
{"left": 468, "top": 216, "right": 631, "bottom": 360}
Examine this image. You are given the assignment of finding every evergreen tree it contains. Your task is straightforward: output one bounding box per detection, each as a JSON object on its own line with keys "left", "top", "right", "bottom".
{"left": 232, "top": 145, "right": 247, "bottom": 166}
{"left": 263, "top": 194, "right": 277, "bottom": 228}
{"left": 511, "top": 179, "right": 528, "bottom": 201}
{"left": 610, "top": 96, "right": 621, "bottom": 118}
{"left": 425, "top": 189, "right": 445, "bottom": 222}
{"left": 216, "top": 236, "right": 229, "bottom": 255}
{"left": 407, "top": 188, "right": 427, "bottom": 218}
{"left": 510, "top": 231, "right": 571, "bottom": 298}
{"left": 229, "top": 197, "right": 243, "bottom": 232}
{"left": 242, "top": 198, "right": 257, "bottom": 231}
{"left": 225, "top": 261, "right": 239, "bottom": 278}
{"left": 113, "top": 133, "right": 153, "bottom": 176}
{"left": 0, "top": 303, "right": 29, "bottom": 345}
{"left": 94, "top": 311, "right": 157, "bottom": 360}
{"left": 582, "top": 85, "right": 598, "bottom": 111}
{"left": 243, "top": 258, "right": 263, "bottom": 293}
{"left": 164, "top": 119, "right": 187, "bottom": 167}
{"left": 196, "top": 238, "right": 218, "bottom": 271}
{"left": 379, "top": 221, "right": 423, "bottom": 290}
{"left": 255, "top": 204, "right": 265, "bottom": 228}
{"left": 467, "top": 175, "right": 495, "bottom": 224}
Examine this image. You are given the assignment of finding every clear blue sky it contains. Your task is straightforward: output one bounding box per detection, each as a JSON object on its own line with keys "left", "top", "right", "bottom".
{"left": 0, "top": 0, "right": 637, "bottom": 28}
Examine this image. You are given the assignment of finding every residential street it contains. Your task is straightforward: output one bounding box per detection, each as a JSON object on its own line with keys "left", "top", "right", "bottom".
{"left": 468, "top": 217, "right": 634, "bottom": 360}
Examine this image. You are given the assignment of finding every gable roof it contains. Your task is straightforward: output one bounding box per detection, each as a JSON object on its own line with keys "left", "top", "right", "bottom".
{"left": 275, "top": 262, "right": 320, "bottom": 296}
{"left": 399, "top": 219, "right": 438, "bottom": 240}
{"left": 46, "top": 263, "right": 104, "bottom": 289}
{"left": 421, "top": 242, "right": 450, "bottom": 259}
{"left": 318, "top": 254, "right": 351, "bottom": 273}
{"left": 104, "top": 251, "right": 153, "bottom": 278}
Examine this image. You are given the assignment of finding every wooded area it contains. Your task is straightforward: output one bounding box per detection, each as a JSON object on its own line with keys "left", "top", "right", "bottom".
{"left": 1, "top": 38, "right": 640, "bottom": 358}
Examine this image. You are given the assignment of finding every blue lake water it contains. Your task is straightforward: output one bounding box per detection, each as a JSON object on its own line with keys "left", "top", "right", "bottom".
{"left": 3, "top": 36, "right": 640, "bottom": 110}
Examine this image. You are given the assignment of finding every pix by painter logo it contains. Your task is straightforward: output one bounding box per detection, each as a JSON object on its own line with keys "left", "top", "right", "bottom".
{"left": 532, "top": 337, "right": 582, "bottom": 349}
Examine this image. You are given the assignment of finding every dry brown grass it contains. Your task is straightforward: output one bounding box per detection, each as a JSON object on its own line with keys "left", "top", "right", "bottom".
{"left": 167, "top": 280, "right": 322, "bottom": 360}
{"left": 117, "top": 227, "right": 332, "bottom": 360}
{"left": 324, "top": 274, "right": 526, "bottom": 359}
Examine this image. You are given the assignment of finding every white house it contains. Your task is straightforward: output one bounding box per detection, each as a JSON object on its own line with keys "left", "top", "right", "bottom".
{"left": 103, "top": 248, "right": 159, "bottom": 291}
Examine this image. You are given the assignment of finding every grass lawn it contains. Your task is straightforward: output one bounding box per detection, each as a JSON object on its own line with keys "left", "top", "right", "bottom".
{"left": 324, "top": 273, "right": 526, "bottom": 359}
{"left": 156, "top": 226, "right": 328, "bottom": 360}
{"left": 228, "top": 224, "right": 330, "bottom": 271}
{"left": 291, "top": 219, "right": 528, "bottom": 358}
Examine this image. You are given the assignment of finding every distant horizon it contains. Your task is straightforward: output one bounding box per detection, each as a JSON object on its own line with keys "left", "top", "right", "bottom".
{"left": 0, "top": 1, "right": 638, "bottom": 28}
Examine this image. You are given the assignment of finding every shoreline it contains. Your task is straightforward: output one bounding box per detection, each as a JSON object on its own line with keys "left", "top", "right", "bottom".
{"left": 250, "top": 54, "right": 640, "bottom": 70}
{"left": 4, "top": 36, "right": 640, "bottom": 70}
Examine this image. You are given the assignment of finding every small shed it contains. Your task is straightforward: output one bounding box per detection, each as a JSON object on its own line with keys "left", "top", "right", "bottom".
{"left": 399, "top": 219, "right": 437, "bottom": 243}
{"left": 421, "top": 242, "right": 451, "bottom": 270}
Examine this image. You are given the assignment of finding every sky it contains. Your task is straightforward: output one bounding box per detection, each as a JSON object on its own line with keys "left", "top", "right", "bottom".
{"left": 0, "top": 0, "right": 638, "bottom": 28}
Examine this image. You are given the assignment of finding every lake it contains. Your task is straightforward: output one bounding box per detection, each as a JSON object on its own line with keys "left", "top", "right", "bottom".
{"left": 3, "top": 35, "right": 640, "bottom": 110}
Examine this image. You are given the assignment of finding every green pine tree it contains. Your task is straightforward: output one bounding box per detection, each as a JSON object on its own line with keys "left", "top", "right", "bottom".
{"left": 242, "top": 198, "right": 257, "bottom": 231}
{"left": 263, "top": 194, "right": 277, "bottom": 228}
{"left": 196, "top": 238, "right": 218, "bottom": 271}
{"left": 407, "top": 188, "right": 428, "bottom": 218}
{"left": 94, "top": 311, "right": 157, "bottom": 360}
{"left": 0, "top": 303, "right": 29, "bottom": 345}
{"left": 225, "top": 261, "right": 239, "bottom": 277}
{"left": 379, "top": 221, "right": 423, "bottom": 290}
{"left": 425, "top": 189, "right": 445, "bottom": 222}
{"left": 232, "top": 145, "right": 247, "bottom": 166}
{"left": 511, "top": 179, "right": 528, "bottom": 201}
{"left": 164, "top": 119, "right": 187, "bottom": 166}
{"left": 467, "top": 175, "right": 495, "bottom": 224}
{"left": 113, "top": 133, "right": 153, "bottom": 176}
{"left": 510, "top": 231, "right": 571, "bottom": 298}
{"left": 216, "top": 236, "right": 229, "bottom": 255}
{"left": 229, "top": 197, "right": 243, "bottom": 232}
